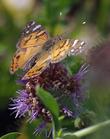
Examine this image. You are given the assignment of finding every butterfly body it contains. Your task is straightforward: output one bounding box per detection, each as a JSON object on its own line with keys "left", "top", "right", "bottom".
{"left": 10, "top": 21, "right": 85, "bottom": 80}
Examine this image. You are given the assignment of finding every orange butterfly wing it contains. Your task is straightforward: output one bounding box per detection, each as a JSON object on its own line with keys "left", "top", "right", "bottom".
{"left": 17, "top": 21, "right": 49, "bottom": 48}
{"left": 51, "top": 39, "right": 71, "bottom": 63}
{"left": 51, "top": 39, "right": 85, "bottom": 63}
{"left": 10, "top": 47, "right": 43, "bottom": 73}
{"left": 22, "top": 51, "right": 50, "bottom": 80}
{"left": 10, "top": 49, "right": 26, "bottom": 73}
{"left": 10, "top": 21, "right": 49, "bottom": 73}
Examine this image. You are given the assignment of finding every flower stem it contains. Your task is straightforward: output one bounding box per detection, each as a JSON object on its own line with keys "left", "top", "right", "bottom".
{"left": 63, "top": 120, "right": 110, "bottom": 138}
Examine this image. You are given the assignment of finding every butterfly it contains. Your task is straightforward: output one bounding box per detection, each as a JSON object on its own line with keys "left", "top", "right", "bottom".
{"left": 10, "top": 21, "right": 85, "bottom": 80}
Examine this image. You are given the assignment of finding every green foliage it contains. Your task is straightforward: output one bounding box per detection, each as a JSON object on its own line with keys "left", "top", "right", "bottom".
{"left": 0, "top": 132, "right": 20, "bottom": 139}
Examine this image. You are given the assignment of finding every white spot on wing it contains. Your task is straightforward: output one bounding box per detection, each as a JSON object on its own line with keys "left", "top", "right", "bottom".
{"left": 72, "top": 39, "right": 79, "bottom": 47}
{"left": 32, "top": 25, "right": 41, "bottom": 31}
{"left": 81, "top": 41, "right": 85, "bottom": 46}
{"left": 26, "top": 30, "right": 29, "bottom": 34}
{"left": 31, "top": 21, "right": 36, "bottom": 25}
{"left": 71, "top": 49, "right": 75, "bottom": 53}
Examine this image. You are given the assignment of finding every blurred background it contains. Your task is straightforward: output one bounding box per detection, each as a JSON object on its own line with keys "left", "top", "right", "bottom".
{"left": 0, "top": 0, "right": 110, "bottom": 138}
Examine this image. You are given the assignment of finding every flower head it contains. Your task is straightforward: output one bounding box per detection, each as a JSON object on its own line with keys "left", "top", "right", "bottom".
{"left": 10, "top": 89, "right": 51, "bottom": 122}
{"left": 10, "top": 63, "right": 88, "bottom": 134}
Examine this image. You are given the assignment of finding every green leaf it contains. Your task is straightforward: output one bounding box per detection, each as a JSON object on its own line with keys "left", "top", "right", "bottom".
{"left": 36, "top": 87, "right": 60, "bottom": 136}
{"left": 37, "top": 87, "right": 59, "bottom": 118}
{"left": 0, "top": 132, "right": 21, "bottom": 139}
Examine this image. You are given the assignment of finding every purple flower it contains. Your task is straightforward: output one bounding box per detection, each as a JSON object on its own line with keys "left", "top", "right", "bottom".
{"left": 10, "top": 89, "right": 51, "bottom": 121}
{"left": 34, "top": 122, "right": 46, "bottom": 135}
{"left": 10, "top": 63, "right": 88, "bottom": 134}
{"left": 61, "top": 107, "right": 74, "bottom": 117}
{"left": 9, "top": 90, "right": 30, "bottom": 118}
